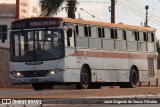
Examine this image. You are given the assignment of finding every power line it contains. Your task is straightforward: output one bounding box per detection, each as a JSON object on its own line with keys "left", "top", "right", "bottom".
{"left": 118, "top": 2, "right": 160, "bottom": 26}
{"left": 118, "top": 1, "right": 160, "bottom": 23}
{"left": 118, "top": 2, "right": 145, "bottom": 17}
{"left": 124, "top": 0, "right": 160, "bottom": 21}
{"left": 117, "top": 6, "right": 141, "bottom": 25}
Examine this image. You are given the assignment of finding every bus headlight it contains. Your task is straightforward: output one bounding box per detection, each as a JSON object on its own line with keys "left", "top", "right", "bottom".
{"left": 12, "top": 72, "right": 24, "bottom": 78}
{"left": 49, "top": 70, "right": 56, "bottom": 75}
{"left": 48, "top": 69, "right": 64, "bottom": 76}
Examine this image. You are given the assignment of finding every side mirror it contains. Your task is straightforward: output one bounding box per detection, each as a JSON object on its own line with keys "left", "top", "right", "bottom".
{"left": 2, "top": 34, "right": 6, "bottom": 43}
{"left": 67, "top": 29, "right": 72, "bottom": 37}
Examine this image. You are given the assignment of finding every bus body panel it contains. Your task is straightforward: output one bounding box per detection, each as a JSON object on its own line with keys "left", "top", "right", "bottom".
{"left": 64, "top": 50, "right": 157, "bottom": 83}
{"left": 10, "top": 59, "right": 65, "bottom": 71}
{"left": 10, "top": 59, "right": 65, "bottom": 84}
{"left": 10, "top": 73, "right": 64, "bottom": 84}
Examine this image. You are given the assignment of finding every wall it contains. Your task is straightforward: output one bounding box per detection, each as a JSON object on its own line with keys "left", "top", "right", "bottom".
{"left": 0, "top": 17, "right": 13, "bottom": 88}
{"left": 0, "top": 47, "right": 32, "bottom": 88}
{"left": 0, "top": 17, "right": 15, "bottom": 48}
{"left": 0, "top": 47, "right": 10, "bottom": 88}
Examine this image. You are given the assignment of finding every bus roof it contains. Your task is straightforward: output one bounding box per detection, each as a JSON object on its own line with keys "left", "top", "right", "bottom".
{"left": 14, "top": 17, "right": 155, "bottom": 32}
{"left": 62, "top": 18, "right": 155, "bottom": 32}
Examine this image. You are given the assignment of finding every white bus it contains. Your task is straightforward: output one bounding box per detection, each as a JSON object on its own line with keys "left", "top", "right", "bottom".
{"left": 4, "top": 17, "right": 157, "bottom": 90}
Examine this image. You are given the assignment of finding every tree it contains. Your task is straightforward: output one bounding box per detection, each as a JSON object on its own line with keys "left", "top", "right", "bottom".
{"left": 67, "top": 0, "right": 77, "bottom": 18}
{"left": 40, "top": 0, "right": 77, "bottom": 19}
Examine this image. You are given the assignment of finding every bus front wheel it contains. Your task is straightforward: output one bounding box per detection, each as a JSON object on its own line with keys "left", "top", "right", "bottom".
{"left": 76, "top": 67, "right": 91, "bottom": 89}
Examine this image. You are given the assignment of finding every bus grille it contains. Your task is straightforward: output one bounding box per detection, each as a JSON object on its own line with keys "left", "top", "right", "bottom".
{"left": 21, "top": 70, "right": 50, "bottom": 77}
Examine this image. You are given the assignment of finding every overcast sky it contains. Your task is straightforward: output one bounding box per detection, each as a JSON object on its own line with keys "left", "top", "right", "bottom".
{"left": 1, "top": 0, "right": 160, "bottom": 39}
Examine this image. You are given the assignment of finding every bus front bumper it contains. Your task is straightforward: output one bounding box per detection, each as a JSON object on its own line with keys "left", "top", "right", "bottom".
{"left": 10, "top": 75, "right": 64, "bottom": 84}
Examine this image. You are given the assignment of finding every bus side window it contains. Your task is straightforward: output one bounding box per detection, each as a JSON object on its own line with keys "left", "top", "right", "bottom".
{"left": 123, "top": 30, "right": 126, "bottom": 40}
{"left": 110, "top": 28, "right": 114, "bottom": 39}
{"left": 127, "top": 30, "right": 135, "bottom": 41}
{"left": 115, "top": 29, "right": 127, "bottom": 51}
{"left": 116, "top": 29, "right": 123, "bottom": 40}
{"left": 102, "top": 28, "right": 114, "bottom": 50}
{"left": 104, "top": 28, "right": 111, "bottom": 39}
{"left": 151, "top": 33, "right": 154, "bottom": 42}
{"left": 88, "top": 26, "right": 91, "bottom": 37}
{"left": 84, "top": 26, "right": 88, "bottom": 37}
{"left": 98, "top": 27, "right": 102, "bottom": 38}
{"left": 115, "top": 29, "right": 117, "bottom": 39}
{"left": 143, "top": 32, "right": 148, "bottom": 41}
{"left": 90, "top": 27, "right": 101, "bottom": 49}
{"left": 102, "top": 28, "right": 105, "bottom": 38}
{"left": 148, "top": 32, "right": 155, "bottom": 42}
{"left": 78, "top": 26, "right": 85, "bottom": 37}
{"left": 91, "top": 27, "right": 98, "bottom": 38}
{"left": 76, "top": 25, "right": 79, "bottom": 36}
{"left": 139, "top": 31, "right": 147, "bottom": 52}
{"left": 139, "top": 31, "right": 144, "bottom": 41}
{"left": 127, "top": 30, "right": 138, "bottom": 52}
{"left": 135, "top": 31, "right": 139, "bottom": 41}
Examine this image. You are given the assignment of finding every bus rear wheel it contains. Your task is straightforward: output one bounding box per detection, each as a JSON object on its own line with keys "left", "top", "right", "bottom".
{"left": 129, "top": 68, "right": 138, "bottom": 88}
{"left": 76, "top": 67, "right": 91, "bottom": 89}
{"left": 119, "top": 68, "right": 138, "bottom": 88}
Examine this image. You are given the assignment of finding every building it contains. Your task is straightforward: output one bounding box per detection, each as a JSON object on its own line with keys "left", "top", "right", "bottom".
{"left": 0, "top": 2, "right": 41, "bottom": 88}
{"left": 18, "top": 0, "right": 40, "bottom": 19}
{"left": 0, "top": 3, "right": 16, "bottom": 48}
{"left": 0, "top": 3, "right": 15, "bottom": 88}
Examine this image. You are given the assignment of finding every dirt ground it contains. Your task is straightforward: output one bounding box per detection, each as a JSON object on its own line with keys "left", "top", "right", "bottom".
{"left": 0, "top": 87, "right": 160, "bottom": 98}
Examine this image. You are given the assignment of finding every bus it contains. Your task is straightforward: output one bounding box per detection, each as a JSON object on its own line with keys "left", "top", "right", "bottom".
{"left": 3, "top": 17, "right": 157, "bottom": 90}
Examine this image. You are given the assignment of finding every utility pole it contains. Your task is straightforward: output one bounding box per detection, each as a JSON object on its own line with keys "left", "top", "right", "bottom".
{"left": 111, "top": 0, "right": 115, "bottom": 23}
{"left": 16, "top": 0, "right": 19, "bottom": 20}
{"left": 145, "top": 5, "right": 149, "bottom": 27}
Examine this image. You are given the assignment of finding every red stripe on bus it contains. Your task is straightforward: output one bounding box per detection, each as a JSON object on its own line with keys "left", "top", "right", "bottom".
{"left": 72, "top": 51, "right": 155, "bottom": 59}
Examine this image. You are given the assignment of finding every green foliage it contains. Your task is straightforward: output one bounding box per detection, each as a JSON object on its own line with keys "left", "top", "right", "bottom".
{"left": 40, "top": 0, "right": 77, "bottom": 18}
{"left": 40, "top": 0, "right": 65, "bottom": 16}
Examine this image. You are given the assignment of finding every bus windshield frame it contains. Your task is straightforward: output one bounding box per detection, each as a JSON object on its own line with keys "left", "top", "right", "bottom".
{"left": 10, "top": 29, "right": 64, "bottom": 62}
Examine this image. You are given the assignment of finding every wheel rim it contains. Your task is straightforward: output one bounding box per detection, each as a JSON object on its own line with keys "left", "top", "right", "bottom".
{"left": 81, "top": 69, "right": 89, "bottom": 88}
{"left": 131, "top": 70, "right": 138, "bottom": 87}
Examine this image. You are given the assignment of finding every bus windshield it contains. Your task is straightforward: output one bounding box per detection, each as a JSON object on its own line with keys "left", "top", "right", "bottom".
{"left": 11, "top": 29, "right": 64, "bottom": 62}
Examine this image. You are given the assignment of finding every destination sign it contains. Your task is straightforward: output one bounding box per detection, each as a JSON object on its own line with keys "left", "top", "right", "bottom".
{"left": 11, "top": 18, "right": 60, "bottom": 30}
{"left": 29, "top": 20, "right": 58, "bottom": 27}
{"left": 12, "top": 21, "right": 26, "bottom": 29}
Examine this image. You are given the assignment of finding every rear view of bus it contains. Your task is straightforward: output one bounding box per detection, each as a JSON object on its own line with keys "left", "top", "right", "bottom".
{"left": 10, "top": 17, "right": 65, "bottom": 90}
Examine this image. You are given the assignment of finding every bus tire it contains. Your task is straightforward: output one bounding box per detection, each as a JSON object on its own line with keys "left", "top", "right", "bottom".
{"left": 119, "top": 68, "right": 138, "bottom": 88}
{"left": 129, "top": 68, "right": 138, "bottom": 88}
{"left": 76, "top": 67, "right": 91, "bottom": 89}
{"left": 32, "top": 83, "right": 44, "bottom": 90}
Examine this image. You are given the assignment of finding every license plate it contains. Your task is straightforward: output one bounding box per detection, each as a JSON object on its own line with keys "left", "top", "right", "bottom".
{"left": 30, "top": 78, "right": 39, "bottom": 83}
